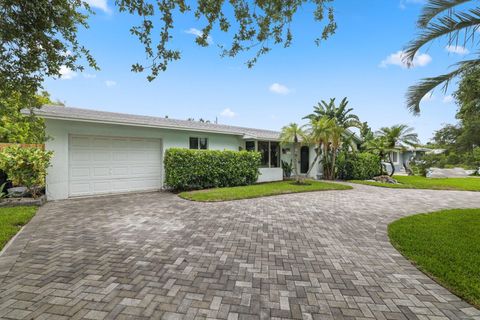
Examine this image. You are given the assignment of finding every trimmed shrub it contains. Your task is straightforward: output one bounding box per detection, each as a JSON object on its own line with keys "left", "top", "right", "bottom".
{"left": 336, "top": 151, "right": 381, "bottom": 180}
{"left": 164, "top": 148, "right": 261, "bottom": 191}
{"left": 0, "top": 146, "right": 53, "bottom": 197}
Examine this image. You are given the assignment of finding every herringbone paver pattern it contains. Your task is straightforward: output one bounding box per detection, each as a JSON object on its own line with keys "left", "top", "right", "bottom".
{"left": 1, "top": 183, "right": 480, "bottom": 319}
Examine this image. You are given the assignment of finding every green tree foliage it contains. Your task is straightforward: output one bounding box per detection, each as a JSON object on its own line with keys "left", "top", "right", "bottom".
{"left": 279, "top": 123, "right": 305, "bottom": 180}
{"left": 303, "top": 97, "right": 361, "bottom": 129}
{"left": 1, "top": 0, "right": 337, "bottom": 90}
{"left": 117, "top": 0, "right": 337, "bottom": 80}
{"left": 0, "top": 92, "right": 62, "bottom": 143}
{"left": 336, "top": 151, "right": 381, "bottom": 180}
{"left": 375, "top": 125, "right": 419, "bottom": 176}
{"left": 0, "top": 0, "right": 98, "bottom": 106}
{"left": 0, "top": 146, "right": 53, "bottom": 198}
{"left": 164, "top": 148, "right": 261, "bottom": 191}
{"left": 405, "top": 0, "right": 480, "bottom": 113}
{"left": 304, "top": 116, "right": 345, "bottom": 180}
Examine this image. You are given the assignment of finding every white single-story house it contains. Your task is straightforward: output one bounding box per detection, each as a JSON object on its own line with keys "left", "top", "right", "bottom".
{"left": 36, "top": 106, "right": 321, "bottom": 200}
{"left": 384, "top": 146, "right": 431, "bottom": 174}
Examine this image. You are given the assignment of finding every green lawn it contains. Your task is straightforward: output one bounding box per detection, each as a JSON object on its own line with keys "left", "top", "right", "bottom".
{"left": 179, "top": 180, "right": 352, "bottom": 202}
{"left": 389, "top": 209, "right": 480, "bottom": 308}
{"left": 0, "top": 206, "right": 37, "bottom": 251}
{"left": 350, "top": 175, "right": 480, "bottom": 191}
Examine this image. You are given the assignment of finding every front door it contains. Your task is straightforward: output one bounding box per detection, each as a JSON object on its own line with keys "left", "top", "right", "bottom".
{"left": 300, "top": 146, "right": 309, "bottom": 174}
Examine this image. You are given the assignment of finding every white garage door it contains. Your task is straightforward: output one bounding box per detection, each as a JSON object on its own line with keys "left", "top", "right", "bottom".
{"left": 68, "top": 135, "right": 162, "bottom": 197}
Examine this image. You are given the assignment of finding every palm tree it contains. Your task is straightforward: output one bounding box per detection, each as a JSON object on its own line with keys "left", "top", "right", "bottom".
{"left": 364, "top": 136, "right": 389, "bottom": 175}
{"left": 304, "top": 117, "right": 346, "bottom": 180}
{"left": 279, "top": 123, "right": 305, "bottom": 181}
{"left": 405, "top": 0, "right": 480, "bottom": 114}
{"left": 304, "top": 97, "right": 361, "bottom": 129}
{"left": 376, "top": 125, "right": 420, "bottom": 176}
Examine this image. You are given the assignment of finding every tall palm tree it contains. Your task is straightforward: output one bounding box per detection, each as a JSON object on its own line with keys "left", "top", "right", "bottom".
{"left": 279, "top": 123, "right": 305, "bottom": 180}
{"left": 376, "top": 125, "right": 420, "bottom": 176}
{"left": 304, "top": 97, "right": 361, "bottom": 129}
{"left": 405, "top": 0, "right": 480, "bottom": 114}
{"left": 304, "top": 117, "right": 346, "bottom": 180}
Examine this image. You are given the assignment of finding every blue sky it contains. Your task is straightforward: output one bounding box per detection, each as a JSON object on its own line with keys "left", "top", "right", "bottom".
{"left": 43, "top": 0, "right": 474, "bottom": 142}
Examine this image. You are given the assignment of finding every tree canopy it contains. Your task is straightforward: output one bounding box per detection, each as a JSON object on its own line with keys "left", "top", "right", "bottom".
{"left": 0, "top": 0, "right": 337, "bottom": 93}
{"left": 405, "top": 0, "right": 480, "bottom": 114}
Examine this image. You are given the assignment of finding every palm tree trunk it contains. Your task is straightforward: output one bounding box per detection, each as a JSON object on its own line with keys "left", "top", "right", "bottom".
{"left": 305, "top": 146, "right": 320, "bottom": 178}
{"left": 292, "top": 144, "right": 299, "bottom": 182}
{"left": 331, "top": 151, "right": 337, "bottom": 180}
{"left": 388, "top": 153, "right": 395, "bottom": 177}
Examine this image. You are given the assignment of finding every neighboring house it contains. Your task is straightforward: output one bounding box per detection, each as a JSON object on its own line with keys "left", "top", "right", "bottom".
{"left": 384, "top": 146, "right": 431, "bottom": 174}
{"left": 35, "top": 106, "right": 321, "bottom": 200}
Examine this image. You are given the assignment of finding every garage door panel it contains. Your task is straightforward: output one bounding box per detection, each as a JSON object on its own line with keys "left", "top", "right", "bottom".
{"left": 92, "top": 151, "right": 111, "bottom": 161}
{"left": 111, "top": 166, "right": 130, "bottom": 176}
{"left": 70, "top": 167, "right": 90, "bottom": 178}
{"left": 112, "top": 151, "right": 129, "bottom": 161}
{"left": 70, "top": 151, "right": 90, "bottom": 162}
{"left": 69, "top": 182, "right": 91, "bottom": 196}
{"left": 70, "top": 136, "right": 91, "bottom": 147}
{"left": 92, "top": 167, "right": 110, "bottom": 177}
{"left": 69, "top": 135, "right": 162, "bottom": 197}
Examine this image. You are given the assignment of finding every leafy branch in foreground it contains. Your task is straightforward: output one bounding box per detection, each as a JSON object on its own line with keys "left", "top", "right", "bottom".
{"left": 404, "top": 0, "right": 480, "bottom": 114}
{"left": 117, "top": 0, "right": 337, "bottom": 81}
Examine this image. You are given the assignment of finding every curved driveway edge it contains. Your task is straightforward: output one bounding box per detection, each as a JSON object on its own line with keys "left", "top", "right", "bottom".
{"left": 0, "top": 184, "right": 480, "bottom": 320}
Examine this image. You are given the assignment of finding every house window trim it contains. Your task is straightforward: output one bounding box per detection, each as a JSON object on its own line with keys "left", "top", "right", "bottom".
{"left": 189, "top": 137, "right": 209, "bottom": 150}
{"left": 391, "top": 151, "right": 400, "bottom": 164}
{"left": 247, "top": 140, "right": 280, "bottom": 168}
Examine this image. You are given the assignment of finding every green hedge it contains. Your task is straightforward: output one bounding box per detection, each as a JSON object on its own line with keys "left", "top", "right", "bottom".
{"left": 336, "top": 152, "right": 381, "bottom": 180}
{"left": 164, "top": 148, "right": 261, "bottom": 191}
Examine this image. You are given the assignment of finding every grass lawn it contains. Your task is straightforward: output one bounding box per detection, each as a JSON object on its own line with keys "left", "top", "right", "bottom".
{"left": 389, "top": 209, "right": 480, "bottom": 308}
{"left": 0, "top": 206, "right": 37, "bottom": 251}
{"left": 350, "top": 175, "right": 480, "bottom": 191}
{"left": 179, "top": 180, "right": 352, "bottom": 202}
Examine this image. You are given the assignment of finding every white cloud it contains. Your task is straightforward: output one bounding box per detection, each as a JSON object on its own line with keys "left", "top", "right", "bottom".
{"left": 445, "top": 45, "right": 470, "bottom": 55}
{"left": 220, "top": 108, "right": 237, "bottom": 118}
{"left": 442, "top": 95, "right": 454, "bottom": 104}
{"left": 269, "top": 83, "right": 291, "bottom": 95}
{"left": 185, "top": 28, "right": 213, "bottom": 44}
{"left": 379, "top": 50, "right": 432, "bottom": 68}
{"left": 83, "top": 73, "right": 96, "bottom": 79}
{"left": 105, "top": 80, "right": 116, "bottom": 87}
{"left": 59, "top": 66, "right": 77, "bottom": 80}
{"left": 84, "top": 0, "right": 110, "bottom": 13}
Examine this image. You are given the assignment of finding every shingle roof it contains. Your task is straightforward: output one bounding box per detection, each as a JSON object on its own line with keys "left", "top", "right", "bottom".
{"left": 33, "top": 106, "right": 281, "bottom": 140}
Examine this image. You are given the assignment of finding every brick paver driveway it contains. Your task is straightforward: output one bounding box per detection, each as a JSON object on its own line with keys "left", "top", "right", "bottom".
{"left": 1, "top": 184, "right": 480, "bottom": 320}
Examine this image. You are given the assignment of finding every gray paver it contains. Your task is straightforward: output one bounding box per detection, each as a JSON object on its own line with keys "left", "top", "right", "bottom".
{"left": 0, "top": 183, "right": 479, "bottom": 319}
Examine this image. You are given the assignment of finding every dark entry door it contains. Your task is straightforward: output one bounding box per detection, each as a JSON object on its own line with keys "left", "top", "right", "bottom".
{"left": 300, "top": 146, "right": 309, "bottom": 174}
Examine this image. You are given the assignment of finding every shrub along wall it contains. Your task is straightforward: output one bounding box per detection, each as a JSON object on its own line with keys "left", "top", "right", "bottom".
{"left": 336, "top": 152, "right": 381, "bottom": 180}
{"left": 164, "top": 148, "right": 261, "bottom": 191}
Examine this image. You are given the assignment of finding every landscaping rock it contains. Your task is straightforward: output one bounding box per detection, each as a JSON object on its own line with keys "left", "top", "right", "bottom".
{"left": 427, "top": 167, "right": 477, "bottom": 178}
{"left": 0, "top": 195, "right": 46, "bottom": 207}
{"left": 373, "top": 175, "right": 398, "bottom": 184}
{"left": 7, "top": 187, "right": 28, "bottom": 198}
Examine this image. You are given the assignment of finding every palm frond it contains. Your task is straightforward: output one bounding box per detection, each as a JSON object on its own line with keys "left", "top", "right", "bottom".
{"left": 404, "top": 8, "right": 480, "bottom": 65}
{"left": 418, "top": 0, "right": 470, "bottom": 28}
{"left": 406, "top": 58, "right": 480, "bottom": 114}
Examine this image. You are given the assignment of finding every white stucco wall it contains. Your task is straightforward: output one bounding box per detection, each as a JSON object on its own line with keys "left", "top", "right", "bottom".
{"left": 279, "top": 144, "right": 319, "bottom": 179}
{"left": 45, "top": 119, "right": 244, "bottom": 200}
{"left": 257, "top": 168, "right": 283, "bottom": 183}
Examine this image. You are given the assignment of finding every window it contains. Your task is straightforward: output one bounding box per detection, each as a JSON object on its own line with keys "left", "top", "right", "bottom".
{"left": 258, "top": 141, "right": 270, "bottom": 167}
{"left": 270, "top": 142, "right": 280, "bottom": 168}
{"left": 245, "top": 141, "right": 256, "bottom": 152}
{"left": 257, "top": 141, "right": 280, "bottom": 168}
{"left": 189, "top": 137, "right": 208, "bottom": 150}
{"left": 391, "top": 151, "right": 398, "bottom": 163}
